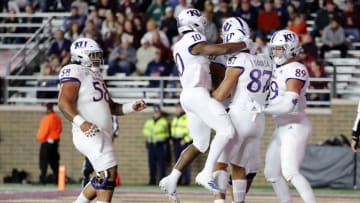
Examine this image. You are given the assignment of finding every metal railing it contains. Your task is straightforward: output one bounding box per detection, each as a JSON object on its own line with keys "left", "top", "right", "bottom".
{"left": 3, "top": 75, "right": 334, "bottom": 107}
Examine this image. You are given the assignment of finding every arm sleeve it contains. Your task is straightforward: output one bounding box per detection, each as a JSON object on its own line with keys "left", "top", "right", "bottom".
{"left": 353, "top": 101, "right": 360, "bottom": 135}
{"left": 263, "top": 91, "right": 299, "bottom": 115}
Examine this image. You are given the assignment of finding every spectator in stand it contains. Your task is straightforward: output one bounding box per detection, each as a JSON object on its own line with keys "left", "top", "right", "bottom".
{"left": 107, "top": 34, "right": 137, "bottom": 76}
{"left": 21, "top": 4, "right": 42, "bottom": 34}
{"left": 339, "top": 1, "right": 360, "bottom": 42}
{"left": 95, "top": 0, "right": 116, "bottom": 19}
{"left": 1, "top": 8, "right": 22, "bottom": 44}
{"left": 124, "top": 19, "right": 141, "bottom": 49}
{"left": 312, "top": 0, "right": 340, "bottom": 37}
{"left": 288, "top": 13, "right": 308, "bottom": 41}
{"left": 36, "top": 103, "right": 62, "bottom": 184}
{"left": 213, "top": 0, "right": 234, "bottom": 29}
{"left": 174, "top": 0, "right": 189, "bottom": 17}
{"left": 100, "top": 10, "right": 118, "bottom": 41}
{"left": 65, "top": 22, "right": 81, "bottom": 41}
{"left": 103, "top": 25, "right": 123, "bottom": 60}
{"left": 255, "top": 35, "right": 270, "bottom": 55}
{"left": 289, "top": 0, "right": 307, "bottom": 16}
{"left": 202, "top": 0, "right": 215, "bottom": 32}
{"left": 81, "top": 20, "right": 103, "bottom": 47}
{"left": 49, "top": 54, "right": 62, "bottom": 75}
{"left": 71, "top": 0, "right": 88, "bottom": 16}
{"left": 203, "top": 11, "right": 219, "bottom": 43}
{"left": 256, "top": 0, "right": 281, "bottom": 38}
{"left": 320, "top": 18, "right": 348, "bottom": 59}
{"left": 301, "top": 33, "right": 318, "bottom": 58}
{"left": 136, "top": 36, "right": 158, "bottom": 76}
{"left": 235, "top": 0, "right": 258, "bottom": 35}
{"left": 298, "top": 46, "right": 317, "bottom": 74}
{"left": 63, "top": 5, "right": 85, "bottom": 32}
{"left": 87, "top": 7, "right": 103, "bottom": 31}
{"left": 145, "top": 49, "right": 170, "bottom": 87}
{"left": 146, "top": 0, "right": 166, "bottom": 22}
{"left": 191, "top": 0, "right": 206, "bottom": 11}
{"left": 143, "top": 19, "right": 170, "bottom": 48}
{"left": 117, "top": 0, "right": 139, "bottom": 14}
{"left": 133, "top": 15, "right": 146, "bottom": 40}
{"left": 273, "top": 0, "right": 290, "bottom": 28}
{"left": 306, "top": 60, "right": 329, "bottom": 105}
{"left": 36, "top": 61, "right": 59, "bottom": 100}
{"left": 160, "top": 7, "right": 178, "bottom": 46}
{"left": 39, "top": 0, "right": 70, "bottom": 12}
{"left": 47, "top": 29, "right": 71, "bottom": 65}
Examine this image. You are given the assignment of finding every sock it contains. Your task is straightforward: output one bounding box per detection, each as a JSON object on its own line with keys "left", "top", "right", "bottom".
{"left": 170, "top": 169, "right": 182, "bottom": 181}
{"left": 96, "top": 201, "right": 109, "bottom": 203}
{"left": 290, "top": 174, "right": 317, "bottom": 203}
{"left": 271, "top": 178, "right": 292, "bottom": 203}
{"left": 214, "top": 199, "right": 225, "bottom": 203}
{"left": 213, "top": 170, "right": 228, "bottom": 194}
{"left": 232, "top": 179, "right": 247, "bottom": 202}
{"left": 73, "top": 192, "right": 90, "bottom": 203}
{"left": 204, "top": 135, "right": 229, "bottom": 174}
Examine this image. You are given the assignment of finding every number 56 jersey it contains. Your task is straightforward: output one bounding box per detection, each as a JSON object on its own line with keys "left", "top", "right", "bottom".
{"left": 173, "top": 31, "right": 211, "bottom": 91}
{"left": 59, "top": 64, "right": 112, "bottom": 135}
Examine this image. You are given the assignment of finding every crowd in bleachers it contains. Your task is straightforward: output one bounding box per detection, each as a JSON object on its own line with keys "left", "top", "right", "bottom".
{"left": 1, "top": 0, "right": 360, "bottom": 103}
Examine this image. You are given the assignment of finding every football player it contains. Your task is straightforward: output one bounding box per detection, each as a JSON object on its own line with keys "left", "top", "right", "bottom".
{"left": 259, "top": 30, "right": 317, "bottom": 203}
{"left": 58, "top": 38, "right": 146, "bottom": 203}
{"left": 159, "top": 8, "right": 253, "bottom": 203}
{"left": 211, "top": 17, "right": 273, "bottom": 203}
{"left": 352, "top": 100, "right": 360, "bottom": 153}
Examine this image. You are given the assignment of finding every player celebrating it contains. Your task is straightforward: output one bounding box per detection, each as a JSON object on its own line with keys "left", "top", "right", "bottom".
{"left": 258, "top": 30, "right": 317, "bottom": 203}
{"left": 211, "top": 17, "right": 272, "bottom": 203}
{"left": 159, "top": 8, "right": 253, "bottom": 202}
{"left": 58, "top": 38, "right": 146, "bottom": 203}
{"left": 351, "top": 100, "right": 360, "bottom": 153}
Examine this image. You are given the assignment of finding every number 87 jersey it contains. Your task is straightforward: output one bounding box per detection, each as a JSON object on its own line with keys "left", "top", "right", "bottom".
{"left": 268, "top": 61, "right": 309, "bottom": 114}
{"left": 227, "top": 53, "right": 273, "bottom": 109}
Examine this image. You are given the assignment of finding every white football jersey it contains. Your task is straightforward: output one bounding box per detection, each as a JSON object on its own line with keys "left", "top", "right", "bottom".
{"left": 173, "top": 31, "right": 211, "bottom": 90}
{"left": 227, "top": 53, "right": 273, "bottom": 109}
{"left": 59, "top": 64, "right": 112, "bottom": 135}
{"left": 268, "top": 61, "right": 309, "bottom": 122}
{"left": 208, "top": 54, "right": 227, "bottom": 66}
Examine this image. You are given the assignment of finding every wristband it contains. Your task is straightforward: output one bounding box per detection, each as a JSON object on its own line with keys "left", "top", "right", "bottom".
{"left": 73, "top": 115, "right": 85, "bottom": 126}
{"left": 122, "top": 102, "right": 135, "bottom": 114}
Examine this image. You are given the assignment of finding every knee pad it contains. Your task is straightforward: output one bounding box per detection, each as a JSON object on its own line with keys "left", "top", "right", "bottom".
{"left": 90, "top": 170, "right": 116, "bottom": 190}
{"left": 193, "top": 142, "right": 209, "bottom": 153}
{"left": 264, "top": 168, "right": 281, "bottom": 183}
{"left": 212, "top": 170, "right": 228, "bottom": 193}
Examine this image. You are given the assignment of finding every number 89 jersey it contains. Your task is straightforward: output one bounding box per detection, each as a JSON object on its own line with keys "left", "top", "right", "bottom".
{"left": 59, "top": 64, "right": 112, "bottom": 134}
{"left": 268, "top": 61, "right": 309, "bottom": 116}
{"left": 173, "top": 31, "right": 211, "bottom": 90}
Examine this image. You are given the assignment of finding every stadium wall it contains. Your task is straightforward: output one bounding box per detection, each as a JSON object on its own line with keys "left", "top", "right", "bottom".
{"left": 0, "top": 99, "right": 357, "bottom": 186}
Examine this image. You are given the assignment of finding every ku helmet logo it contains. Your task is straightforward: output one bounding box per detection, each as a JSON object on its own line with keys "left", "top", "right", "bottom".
{"left": 74, "top": 41, "right": 88, "bottom": 49}
{"left": 283, "top": 33, "right": 296, "bottom": 42}
{"left": 187, "top": 9, "right": 201, "bottom": 17}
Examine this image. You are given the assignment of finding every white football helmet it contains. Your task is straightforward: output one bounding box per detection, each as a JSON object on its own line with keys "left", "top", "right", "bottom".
{"left": 269, "top": 29, "right": 300, "bottom": 65}
{"left": 221, "top": 17, "right": 250, "bottom": 43}
{"left": 70, "top": 37, "right": 103, "bottom": 67}
{"left": 176, "top": 8, "right": 207, "bottom": 35}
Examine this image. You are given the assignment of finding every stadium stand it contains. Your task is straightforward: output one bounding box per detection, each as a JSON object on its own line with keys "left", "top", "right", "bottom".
{"left": 0, "top": 0, "right": 359, "bottom": 107}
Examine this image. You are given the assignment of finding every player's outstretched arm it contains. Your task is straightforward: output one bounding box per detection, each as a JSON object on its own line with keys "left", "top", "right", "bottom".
{"left": 192, "top": 38, "right": 251, "bottom": 56}
{"left": 109, "top": 99, "right": 147, "bottom": 116}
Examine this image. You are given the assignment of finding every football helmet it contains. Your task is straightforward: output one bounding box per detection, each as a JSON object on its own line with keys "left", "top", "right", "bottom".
{"left": 70, "top": 37, "right": 103, "bottom": 67}
{"left": 269, "top": 29, "right": 300, "bottom": 65}
{"left": 176, "top": 8, "right": 207, "bottom": 35}
{"left": 221, "top": 17, "right": 250, "bottom": 41}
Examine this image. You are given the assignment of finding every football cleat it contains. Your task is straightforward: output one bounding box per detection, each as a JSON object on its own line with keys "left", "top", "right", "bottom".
{"left": 195, "top": 170, "right": 220, "bottom": 192}
{"left": 159, "top": 176, "right": 180, "bottom": 203}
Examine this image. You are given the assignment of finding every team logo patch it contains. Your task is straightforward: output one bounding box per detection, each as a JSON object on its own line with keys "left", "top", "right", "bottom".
{"left": 292, "top": 98, "right": 298, "bottom": 105}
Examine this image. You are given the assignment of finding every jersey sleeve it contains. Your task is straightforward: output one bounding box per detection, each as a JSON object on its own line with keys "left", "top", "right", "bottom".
{"left": 227, "top": 53, "right": 247, "bottom": 70}
{"left": 284, "top": 62, "right": 308, "bottom": 82}
{"left": 187, "top": 32, "right": 207, "bottom": 51}
{"left": 58, "top": 65, "right": 82, "bottom": 84}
